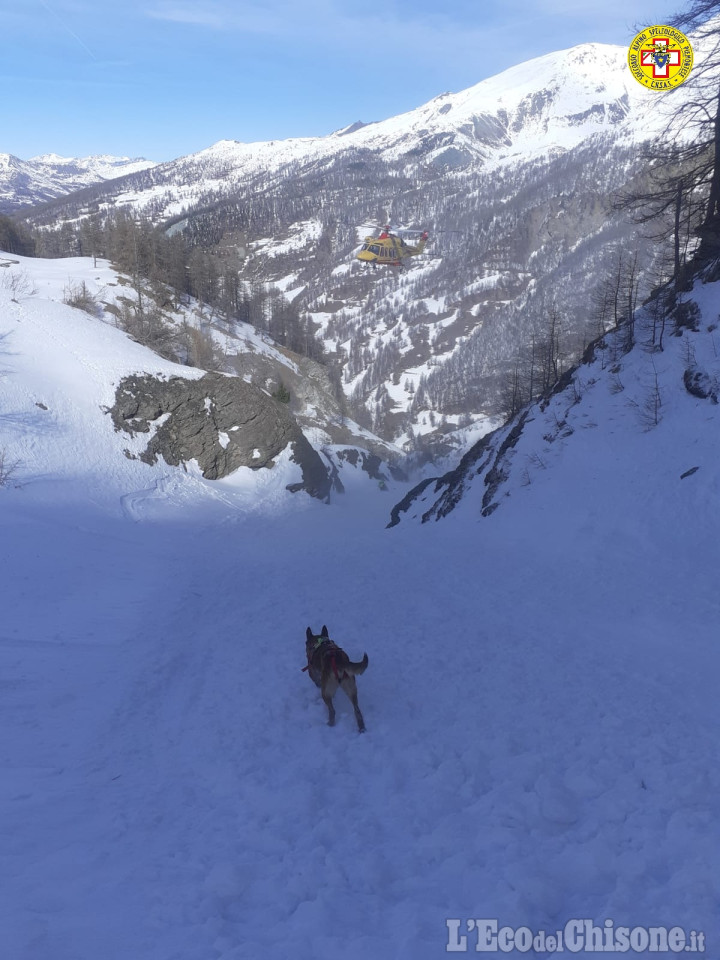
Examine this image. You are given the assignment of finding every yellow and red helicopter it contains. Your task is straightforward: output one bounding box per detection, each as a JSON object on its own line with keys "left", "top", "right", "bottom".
{"left": 356, "top": 225, "right": 429, "bottom": 269}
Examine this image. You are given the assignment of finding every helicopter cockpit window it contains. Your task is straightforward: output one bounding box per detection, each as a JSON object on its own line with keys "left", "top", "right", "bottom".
{"left": 369, "top": 245, "right": 380, "bottom": 254}
{"left": 361, "top": 244, "right": 370, "bottom": 251}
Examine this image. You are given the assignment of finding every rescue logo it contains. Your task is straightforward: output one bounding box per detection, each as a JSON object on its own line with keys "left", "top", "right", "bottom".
{"left": 628, "top": 26, "right": 693, "bottom": 90}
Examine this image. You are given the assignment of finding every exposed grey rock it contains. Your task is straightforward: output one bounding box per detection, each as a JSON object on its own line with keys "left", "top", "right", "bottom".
{"left": 223, "top": 346, "right": 402, "bottom": 466}
{"left": 387, "top": 338, "right": 607, "bottom": 527}
{"left": 673, "top": 302, "right": 700, "bottom": 333}
{"left": 386, "top": 410, "right": 522, "bottom": 527}
{"left": 387, "top": 426, "right": 499, "bottom": 528}
{"left": 108, "top": 371, "right": 332, "bottom": 500}
{"left": 387, "top": 476, "right": 442, "bottom": 528}
{"left": 683, "top": 365, "right": 718, "bottom": 403}
{"left": 334, "top": 449, "right": 387, "bottom": 481}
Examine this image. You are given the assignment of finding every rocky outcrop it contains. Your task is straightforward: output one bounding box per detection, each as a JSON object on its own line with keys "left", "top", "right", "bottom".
{"left": 387, "top": 329, "right": 613, "bottom": 527}
{"left": 108, "top": 371, "right": 332, "bottom": 500}
{"left": 333, "top": 448, "right": 406, "bottom": 483}
{"left": 387, "top": 421, "right": 509, "bottom": 528}
{"left": 683, "top": 365, "right": 718, "bottom": 403}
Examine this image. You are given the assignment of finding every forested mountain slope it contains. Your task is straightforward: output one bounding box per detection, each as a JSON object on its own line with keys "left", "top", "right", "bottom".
{"left": 18, "top": 39, "right": 707, "bottom": 455}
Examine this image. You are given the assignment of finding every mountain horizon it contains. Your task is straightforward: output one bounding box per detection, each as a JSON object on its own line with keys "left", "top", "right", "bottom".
{"left": 2, "top": 37, "right": 660, "bottom": 213}
{"left": 5, "top": 30, "right": 710, "bottom": 460}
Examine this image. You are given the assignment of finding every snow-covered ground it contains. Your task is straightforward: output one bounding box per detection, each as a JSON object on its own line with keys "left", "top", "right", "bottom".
{"left": 0, "top": 254, "right": 319, "bottom": 519}
{"left": 1, "top": 256, "right": 718, "bottom": 958}
{"left": 0, "top": 251, "right": 394, "bottom": 509}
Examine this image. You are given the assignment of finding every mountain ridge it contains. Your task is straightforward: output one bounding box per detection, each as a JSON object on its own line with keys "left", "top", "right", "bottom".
{"left": 13, "top": 34, "right": 710, "bottom": 458}
{"left": 0, "top": 152, "right": 156, "bottom": 213}
{"left": 73, "top": 42, "right": 660, "bottom": 218}
{"left": 5, "top": 41, "right": 658, "bottom": 221}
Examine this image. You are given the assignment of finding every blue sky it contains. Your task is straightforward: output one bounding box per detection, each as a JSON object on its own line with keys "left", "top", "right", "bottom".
{"left": 2, "top": 0, "right": 673, "bottom": 161}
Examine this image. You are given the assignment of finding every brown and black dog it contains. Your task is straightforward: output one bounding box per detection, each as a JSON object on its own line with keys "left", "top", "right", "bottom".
{"left": 304, "top": 625, "right": 369, "bottom": 732}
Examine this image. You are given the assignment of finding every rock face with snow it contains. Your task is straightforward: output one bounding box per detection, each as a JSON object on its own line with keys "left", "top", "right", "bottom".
{"left": 0, "top": 252, "right": 404, "bottom": 512}
{"left": 109, "top": 372, "right": 332, "bottom": 499}
{"left": 683, "top": 363, "right": 718, "bottom": 403}
{"left": 388, "top": 408, "right": 532, "bottom": 526}
{"left": 390, "top": 271, "right": 720, "bottom": 526}
{"left": 0, "top": 153, "right": 155, "bottom": 213}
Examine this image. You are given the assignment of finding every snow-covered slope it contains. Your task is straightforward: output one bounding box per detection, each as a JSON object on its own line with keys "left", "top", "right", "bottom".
{"left": 0, "top": 253, "right": 327, "bottom": 515}
{"left": 7, "top": 38, "right": 680, "bottom": 222}
{"left": 0, "top": 152, "right": 156, "bottom": 213}
{"left": 1, "top": 272, "right": 717, "bottom": 958}
{"left": 0, "top": 253, "right": 271, "bottom": 516}
{"left": 391, "top": 276, "right": 720, "bottom": 530}
{"left": 337, "top": 42, "right": 654, "bottom": 163}
{"left": 0, "top": 251, "right": 404, "bottom": 514}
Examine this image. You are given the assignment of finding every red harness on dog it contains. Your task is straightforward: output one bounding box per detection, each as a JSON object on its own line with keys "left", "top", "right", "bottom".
{"left": 302, "top": 637, "right": 345, "bottom": 681}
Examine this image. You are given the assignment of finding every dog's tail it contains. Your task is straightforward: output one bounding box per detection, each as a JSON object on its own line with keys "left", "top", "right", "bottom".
{"left": 345, "top": 653, "right": 369, "bottom": 676}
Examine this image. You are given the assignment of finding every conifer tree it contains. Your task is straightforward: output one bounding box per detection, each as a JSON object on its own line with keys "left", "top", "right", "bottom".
{"left": 668, "top": 2, "right": 720, "bottom": 259}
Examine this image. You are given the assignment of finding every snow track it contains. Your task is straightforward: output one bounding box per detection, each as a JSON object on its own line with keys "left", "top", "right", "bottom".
{"left": 1, "top": 489, "right": 717, "bottom": 959}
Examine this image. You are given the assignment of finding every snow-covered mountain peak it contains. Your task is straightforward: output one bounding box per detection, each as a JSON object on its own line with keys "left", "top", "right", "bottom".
{"left": 6, "top": 35, "right": 676, "bottom": 220}
{"left": 29, "top": 152, "right": 76, "bottom": 164}
{"left": 0, "top": 153, "right": 22, "bottom": 171}
{"left": 357, "top": 41, "right": 654, "bottom": 161}
{"left": 179, "top": 41, "right": 655, "bottom": 179}
{"left": 0, "top": 153, "right": 157, "bottom": 213}
{"left": 83, "top": 39, "right": 658, "bottom": 225}
{"left": 28, "top": 153, "right": 156, "bottom": 177}
{"left": 330, "top": 120, "right": 377, "bottom": 138}
{"left": 429, "top": 42, "right": 631, "bottom": 111}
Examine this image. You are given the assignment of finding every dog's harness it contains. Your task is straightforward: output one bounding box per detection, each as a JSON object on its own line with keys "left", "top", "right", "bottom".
{"left": 302, "top": 636, "right": 345, "bottom": 681}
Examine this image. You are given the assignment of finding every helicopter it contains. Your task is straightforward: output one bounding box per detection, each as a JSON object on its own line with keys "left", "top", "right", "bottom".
{"left": 356, "top": 225, "right": 429, "bottom": 269}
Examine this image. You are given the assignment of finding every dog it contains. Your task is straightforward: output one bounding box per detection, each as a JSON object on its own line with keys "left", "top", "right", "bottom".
{"left": 304, "top": 625, "right": 369, "bottom": 732}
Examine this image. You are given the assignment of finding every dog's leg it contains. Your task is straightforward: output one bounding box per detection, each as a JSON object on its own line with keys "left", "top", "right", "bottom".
{"left": 341, "top": 676, "right": 366, "bottom": 733}
{"left": 322, "top": 675, "right": 339, "bottom": 727}
{"left": 323, "top": 692, "right": 336, "bottom": 727}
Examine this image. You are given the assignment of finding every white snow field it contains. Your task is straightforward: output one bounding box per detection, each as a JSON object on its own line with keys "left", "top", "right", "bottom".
{"left": 1, "top": 254, "right": 719, "bottom": 958}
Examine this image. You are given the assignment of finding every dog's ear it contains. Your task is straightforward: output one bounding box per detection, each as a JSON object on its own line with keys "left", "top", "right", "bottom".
{"left": 306, "top": 627, "right": 314, "bottom": 642}
{"left": 321, "top": 624, "right": 329, "bottom": 637}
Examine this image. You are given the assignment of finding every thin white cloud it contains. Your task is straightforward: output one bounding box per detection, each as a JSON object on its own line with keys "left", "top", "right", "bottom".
{"left": 148, "top": 6, "right": 225, "bottom": 27}
{"left": 144, "top": 0, "right": 658, "bottom": 63}
{"left": 146, "top": 0, "right": 505, "bottom": 67}
{"left": 148, "top": 1, "right": 299, "bottom": 32}
{"left": 141, "top": 0, "right": 672, "bottom": 107}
